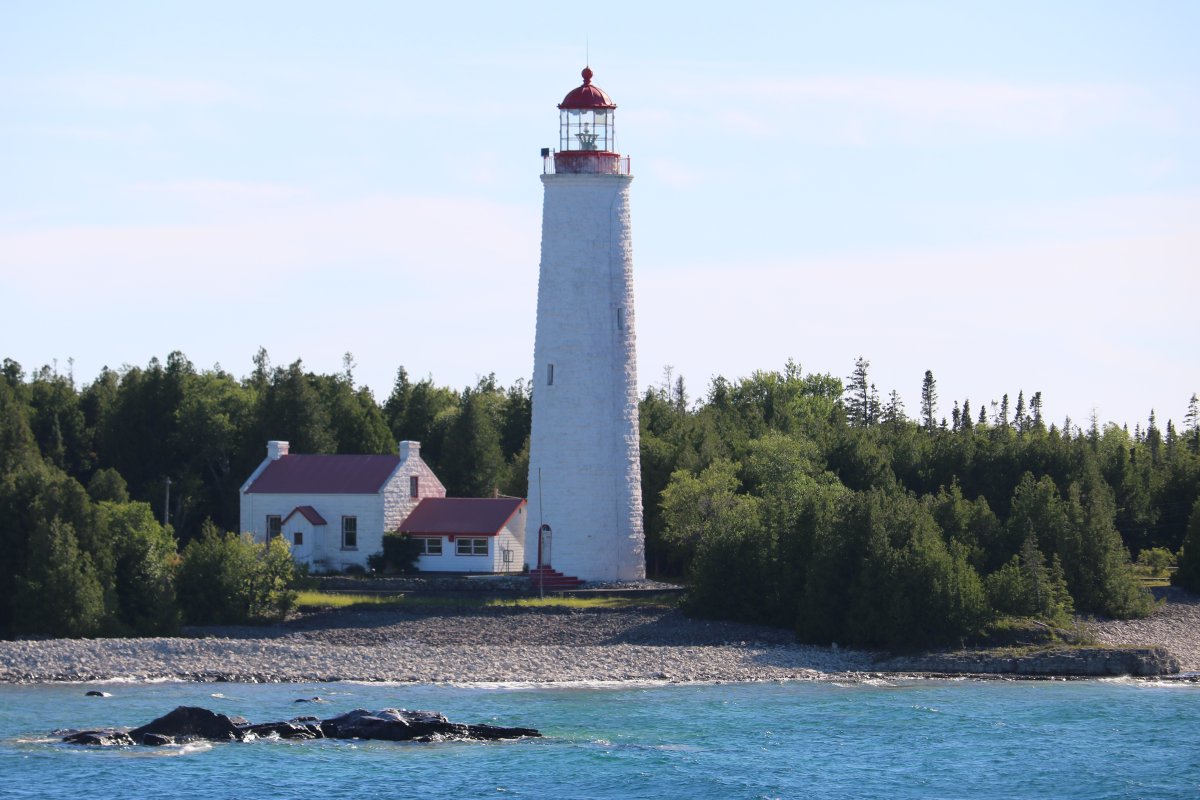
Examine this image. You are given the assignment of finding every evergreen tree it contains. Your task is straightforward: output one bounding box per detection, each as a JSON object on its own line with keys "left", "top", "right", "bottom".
{"left": 984, "top": 535, "right": 1073, "bottom": 623}
{"left": 920, "top": 370, "right": 938, "bottom": 431}
{"left": 883, "top": 390, "right": 907, "bottom": 428}
{"left": 257, "top": 360, "right": 337, "bottom": 454}
{"left": 1146, "top": 410, "right": 1162, "bottom": 464}
{"left": 383, "top": 366, "right": 412, "bottom": 440}
{"left": 1172, "top": 497, "right": 1200, "bottom": 592}
{"left": 844, "top": 357, "right": 873, "bottom": 429}
{"left": 438, "top": 387, "right": 505, "bottom": 497}
{"left": 13, "top": 519, "right": 106, "bottom": 637}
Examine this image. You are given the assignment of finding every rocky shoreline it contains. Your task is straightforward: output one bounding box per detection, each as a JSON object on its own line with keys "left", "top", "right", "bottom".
{"left": 1, "top": 589, "right": 1197, "bottom": 685}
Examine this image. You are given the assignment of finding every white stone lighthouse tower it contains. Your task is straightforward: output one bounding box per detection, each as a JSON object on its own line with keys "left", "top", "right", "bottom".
{"left": 526, "top": 67, "right": 645, "bottom": 582}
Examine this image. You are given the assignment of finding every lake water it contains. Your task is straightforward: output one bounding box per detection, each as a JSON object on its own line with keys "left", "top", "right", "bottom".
{"left": 2, "top": 679, "right": 1199, "bottom": 799}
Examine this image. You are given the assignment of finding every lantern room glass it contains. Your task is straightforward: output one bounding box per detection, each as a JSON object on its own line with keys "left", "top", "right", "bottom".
{"left": 559, "top": 108, "right": 615, "bottom": 153}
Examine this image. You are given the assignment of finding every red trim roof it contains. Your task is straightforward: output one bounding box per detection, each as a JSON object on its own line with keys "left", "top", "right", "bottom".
{"left": 284, "top": 505, "right": 327, "bottom": 526}
{"left": 399, "top": 497, "right": 525, "bottom": 536}
{"left": 245, "top": 455, "right": 400, "bottom": 494}
{"left": 559, "top": 66, "right": 616, "bottom": 110}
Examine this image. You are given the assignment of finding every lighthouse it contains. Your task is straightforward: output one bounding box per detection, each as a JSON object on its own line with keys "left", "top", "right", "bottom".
{"left": 526, "top": 67, "right": 645, "bottom": 583}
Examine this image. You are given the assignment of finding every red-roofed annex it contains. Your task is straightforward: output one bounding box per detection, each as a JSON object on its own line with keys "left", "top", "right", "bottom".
{"left": 239, "top": 440, "right": 525, "bottom": 574}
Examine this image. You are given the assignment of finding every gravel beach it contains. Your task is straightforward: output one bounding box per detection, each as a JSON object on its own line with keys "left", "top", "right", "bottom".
{"left": 1, "top": 589, "right": 1197, "bottom": 684}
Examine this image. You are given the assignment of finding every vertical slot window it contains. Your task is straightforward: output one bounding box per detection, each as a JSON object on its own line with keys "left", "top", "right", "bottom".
{"left": 547, "top": 363, "right": 555, "bottom": 386}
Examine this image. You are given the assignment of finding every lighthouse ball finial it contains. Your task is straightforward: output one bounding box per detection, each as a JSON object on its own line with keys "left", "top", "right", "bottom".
{"left": 581, "top": 66, "right": 593, "bottom": 85}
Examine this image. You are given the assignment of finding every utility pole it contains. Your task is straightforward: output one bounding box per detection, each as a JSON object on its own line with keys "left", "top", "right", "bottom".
{"left": 163, "top": 477, "right": 171, "bottom": 528}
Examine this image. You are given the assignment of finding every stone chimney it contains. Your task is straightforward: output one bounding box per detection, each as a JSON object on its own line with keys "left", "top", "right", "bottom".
{"left": 267, "top": 440, "right": 290, "bottom": 460}
{"left": 399, "top": 440, "right": 420, "bottom": 463}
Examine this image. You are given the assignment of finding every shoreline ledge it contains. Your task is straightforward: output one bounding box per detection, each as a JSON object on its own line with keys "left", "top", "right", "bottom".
{"left": 0, "top": 600, "right": 1194, "bottom": 684}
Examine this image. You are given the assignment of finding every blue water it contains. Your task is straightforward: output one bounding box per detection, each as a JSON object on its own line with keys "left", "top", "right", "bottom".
{"left": 2, "top": 679, "right": 1199, "bottom": 799}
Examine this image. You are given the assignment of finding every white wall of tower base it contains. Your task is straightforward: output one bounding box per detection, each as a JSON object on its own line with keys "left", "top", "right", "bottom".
{"left": 527, "top": 173, "right": 645, "bottom": 581}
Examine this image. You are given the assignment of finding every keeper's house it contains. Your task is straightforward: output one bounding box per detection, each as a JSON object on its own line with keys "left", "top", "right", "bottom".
{"left": 239, "top": 439, "right": 525, "bottom": 574}
{"left": 398, "top": 496, "right": 526, "bottom": 574}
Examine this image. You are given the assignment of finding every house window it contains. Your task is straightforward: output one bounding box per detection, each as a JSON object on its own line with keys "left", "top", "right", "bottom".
{"left": 342, "top": 516, "right": 357, "bottom": 550}
{"left": 547, "top": 363, "right": 554, "bottom": 386}
{"left": 410, "top": 475, "right": 419, "bottom": 497}
{"left": 418, "top": 537, "right": 443, "bottom": 556}
{"left": 293, "top": 531, "right": 303, "bottom": 546}
{"left": 266, "top": 515, "right": 281, "bottom": 540}
{"left": 456, "top": 537, "right": 488, "bottom": 556}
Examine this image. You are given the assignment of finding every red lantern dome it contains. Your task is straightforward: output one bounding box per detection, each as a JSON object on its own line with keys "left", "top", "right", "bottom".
{"left": 552, "top": 67, "right": 627, "bottom": 175}
{"left": 558, "top": 67, "right": 617, "bottom": 110}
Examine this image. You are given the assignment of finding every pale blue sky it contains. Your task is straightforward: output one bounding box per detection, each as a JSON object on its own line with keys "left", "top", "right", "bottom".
{"left": 2, "top": 2, "right": 1197, "bottom": 429}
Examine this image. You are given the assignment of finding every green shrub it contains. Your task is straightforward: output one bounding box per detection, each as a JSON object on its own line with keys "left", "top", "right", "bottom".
{"left": 370, "top": 532, "right": 423, "bottom": 574}
{"left": 1136, "top": 547, "right": 1176, "bottom": 578}
{"left": 984, "top": 536, "right": 1074, "bottom": 625}
{"left": 176, "top": 524, "right": 296, "bottom": 624}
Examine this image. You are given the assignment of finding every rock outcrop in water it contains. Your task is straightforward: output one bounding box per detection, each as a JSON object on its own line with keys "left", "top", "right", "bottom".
{"left": 61, "top": 705, "right": 540, "bottom": 746}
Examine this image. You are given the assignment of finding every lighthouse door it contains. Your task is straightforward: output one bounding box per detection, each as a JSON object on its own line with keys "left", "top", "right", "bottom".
{"left": 537, "top": 524, "right": 553, "bottom": 568}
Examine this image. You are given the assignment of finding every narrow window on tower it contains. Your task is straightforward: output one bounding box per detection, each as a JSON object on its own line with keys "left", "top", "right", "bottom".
{"left": 547, "top": 363, "right": 555, "bottom": 386}
{"left": 616, "top": 306, "right": 625, "bottom": 330}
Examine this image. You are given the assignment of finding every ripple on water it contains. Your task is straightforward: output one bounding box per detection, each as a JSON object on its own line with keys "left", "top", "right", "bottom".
{"left": 2, "top": 680, "right": 1200, "bottom": 799}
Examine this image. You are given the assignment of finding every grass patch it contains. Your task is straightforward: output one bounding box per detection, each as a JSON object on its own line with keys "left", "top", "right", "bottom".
{"left": 487, "top": 594, "right": 680, "bottom": 610}
{"left": 295, "top": 590, "right": 409, "bottom": 609}
{"left": 972, "top": 616, "right": 1095, "bottom": 648}
{"left": 294, "top": 591, "right": 680, "bottom": 612}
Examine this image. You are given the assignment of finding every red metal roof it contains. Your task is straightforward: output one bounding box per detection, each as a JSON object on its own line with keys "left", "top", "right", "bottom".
{"left": 245, "top": 455, "right": 400, "bottom": 494}
{"left": 559, "top": 66, "right": 616, "bottom": 110}
{"left": 284, "top": 505, "right": 328, "bottom": 526}
{"left": 398, "top": 497, "right": 525, "bottom": 536}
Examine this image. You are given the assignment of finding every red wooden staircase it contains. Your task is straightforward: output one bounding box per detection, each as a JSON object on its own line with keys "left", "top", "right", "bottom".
{"left": 528, "top": 566, "right": 584, "bottom": 591}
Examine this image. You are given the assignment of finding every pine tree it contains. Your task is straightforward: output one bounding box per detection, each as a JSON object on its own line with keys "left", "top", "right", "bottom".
{"left": 844, "top": 357, "right": 872, "bottom": 429}
{"left": 920, "top": 370, "right": 938, "bottom": 431}
{"left": 951, "top": 400, "right": 961, "bottom": 431}
{"left": 999, "top": 394, "right": 1010, "bottom": 429}
{"left": 883, "top": 390, "right": 906, "bottom": 428}
{"left": 1146, "top": 409, "right": 1162, "bottom": 464}
{"left": 1186, "top": 393, "right": 1200, "bottom": 453}
{"left": 383, "top": 366, "right": 412, "bottom": 440}
{"left": 1030, "top": 391, "right": 1044, "bottom": 431}
{"left": 960, "top": 398, "right": 974, "bottom": 431}
{"left": 1014, "top": 390, "right": 1027, "bottom": 434}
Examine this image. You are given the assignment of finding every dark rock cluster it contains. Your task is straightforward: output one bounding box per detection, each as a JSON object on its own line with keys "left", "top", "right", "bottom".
{"left": 61, "top": 705, "right": 540, "bottom": 747}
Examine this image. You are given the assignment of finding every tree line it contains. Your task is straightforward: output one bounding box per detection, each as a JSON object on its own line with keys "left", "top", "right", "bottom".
{"left": 644, "top": 358, "right": 1200, "bottom": 646}
{"left": 2, "top": 350, "right": 1198, "bottom": 644}
{"left": 0, "top": 350, "right": 531, "bottom": 637}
